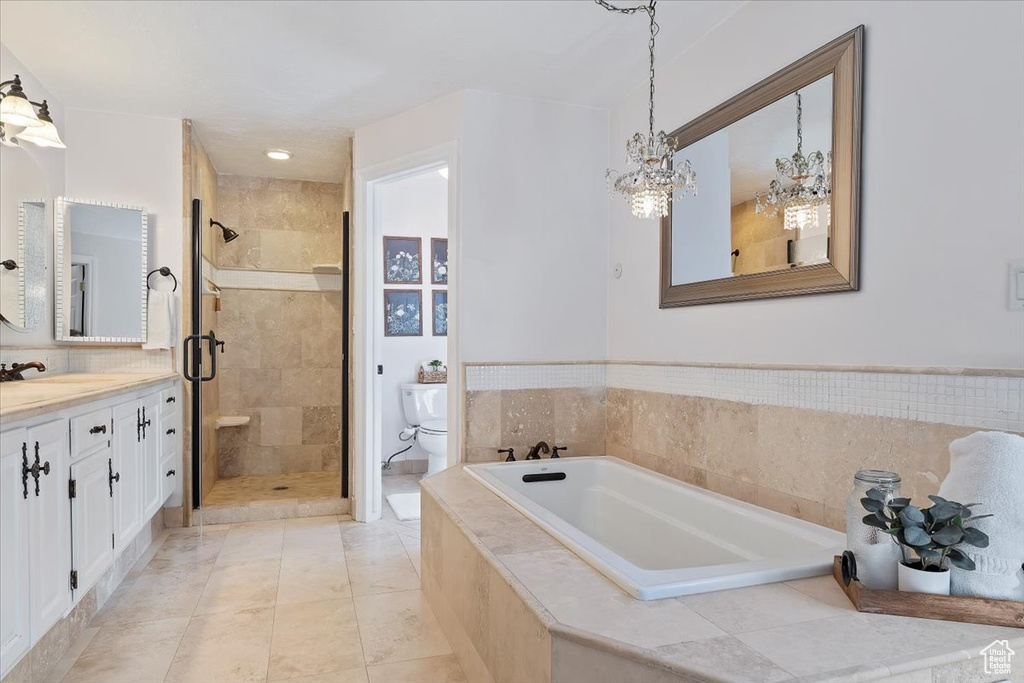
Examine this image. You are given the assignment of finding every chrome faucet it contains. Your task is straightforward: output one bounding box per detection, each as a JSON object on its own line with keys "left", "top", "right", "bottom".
{"left": 0, "top": 361, "right": 46, "bottom": 382}
{"left": 526, "top": 441, "right": 550, "bottom": 460}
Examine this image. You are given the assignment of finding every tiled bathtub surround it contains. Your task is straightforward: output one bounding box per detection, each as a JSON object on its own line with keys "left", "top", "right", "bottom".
{"left": 463, "top": 363, "right": 1023, "bottom": 531}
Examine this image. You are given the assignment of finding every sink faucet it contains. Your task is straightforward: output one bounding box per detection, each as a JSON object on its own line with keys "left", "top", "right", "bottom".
{"left": 526, "top": 441, "right": 550, "bottom": 460}
{"left": 0, "top": 361, "right": 47, "bottom": 382}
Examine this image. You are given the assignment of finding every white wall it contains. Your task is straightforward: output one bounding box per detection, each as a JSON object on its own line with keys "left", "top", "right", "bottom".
{"left": 70, "top": 232, "right": 142, "bottom": 337}
{"left": 607, "top": 1, "right": 1024, "bottom": 370}
{"left": 460, "top": 90, "right": 609, "bottom": 362}
{"left": 378, "top": 170, "right": 448, "bottom": 463}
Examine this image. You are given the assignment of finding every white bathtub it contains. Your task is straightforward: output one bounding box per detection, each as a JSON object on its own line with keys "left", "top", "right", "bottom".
{"left": 465, "top": 456, "right": 845, "bottom": 600}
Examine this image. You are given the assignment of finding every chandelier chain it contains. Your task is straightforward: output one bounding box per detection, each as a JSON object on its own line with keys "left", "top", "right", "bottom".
{"left": 596, "top": 0, "right": 658, "bottom": 140}
{"left": 795, "top": 92, "right": 803, "bottom": 156}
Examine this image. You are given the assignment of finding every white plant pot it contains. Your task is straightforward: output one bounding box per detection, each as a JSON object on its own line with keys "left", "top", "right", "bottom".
{"left": 898, "top": 562, "right": 951, "bottom": 595}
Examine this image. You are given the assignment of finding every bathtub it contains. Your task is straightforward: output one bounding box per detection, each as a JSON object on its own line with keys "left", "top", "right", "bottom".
{"left": 465, "top": 456, "right": 845, "bottom": 600}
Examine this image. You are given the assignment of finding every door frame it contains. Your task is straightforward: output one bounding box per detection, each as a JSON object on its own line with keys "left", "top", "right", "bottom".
{"left": 352, "top": 141, "right": 460, "bottom": 522}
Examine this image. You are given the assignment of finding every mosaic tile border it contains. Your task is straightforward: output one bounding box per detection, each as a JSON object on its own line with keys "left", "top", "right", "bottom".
{"left": 465, "top": 362, "right": 1023, "bottom": 432}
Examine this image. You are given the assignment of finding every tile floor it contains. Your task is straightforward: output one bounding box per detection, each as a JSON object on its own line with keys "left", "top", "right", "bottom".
{"left": 51, "top": 475, "right": 464, "bottom": 682}
{"left": 203, "top": 471, "right": 342, "bottom": 507}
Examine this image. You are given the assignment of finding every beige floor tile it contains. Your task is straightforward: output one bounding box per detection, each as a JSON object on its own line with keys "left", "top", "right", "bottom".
{"left": 399, "top": 534, "right": 422, "bottom": 577}
{"left": 49, "top": 627, "right": 98, "bottom": 683}
{"left": 278, "top": 669, "right": 369, "bottom": 683}
{"left": 268, "top": 599, "right": 364, "bottom": 681}
{"left": 204, "top": 472, "right": 341, "bottom": 507}
{"left": 91, "top": 565, "right": 210, "bottom": 626}
{"left": 367, "top": 655, "right": 467, "bottom": 683}
{"left": 195, "top": 556, "right": 282, "bottom": 615}
{"left": 283, "top": 516, "right": 344, "bottom": 557}
{"left": 277, "top": 552, "right": 351, "bottom": 605}
{"left": 218, "top": 520, "right": 286, "bottom": 563}
{"left": 354, "top": 590, "right": 452, "bottom": 666}
{"left": 165, "top": 607, "right": 275, "bottom": 683}
{"left": 347, "top": 549, "right": 421, "bottom": 596}
{"left": 61, "top": 617, "right": 189, "bottom": 683}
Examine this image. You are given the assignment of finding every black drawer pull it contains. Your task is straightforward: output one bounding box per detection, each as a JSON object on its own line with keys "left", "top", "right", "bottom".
{"left": 166, "top": 428, "right": 176, "bottom": 435}
{"left": 89, "top": 424, "right": 107, "bottom": 435}
{"left": 166, "top": 469, "right": 176, "bottom": 477}
{"left": 166, "top": 396, "right": 176, "bottom": 403}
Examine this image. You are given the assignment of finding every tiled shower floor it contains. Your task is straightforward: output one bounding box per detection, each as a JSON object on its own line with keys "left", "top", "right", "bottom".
{"left": 203, "top": 471, "right": 341, "bottom": 507}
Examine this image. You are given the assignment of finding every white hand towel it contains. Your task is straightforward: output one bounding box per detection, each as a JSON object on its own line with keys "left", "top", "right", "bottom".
{"left": 143, "top": 289, "right": 176, "bottom": 350}
{"left": 937, "top": 431, "right": 1024, "bottom": 601}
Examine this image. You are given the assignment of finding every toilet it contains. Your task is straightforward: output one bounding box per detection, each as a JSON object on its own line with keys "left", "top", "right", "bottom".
{"left": 401, "top": 383, "right": 448, "bottom": 476}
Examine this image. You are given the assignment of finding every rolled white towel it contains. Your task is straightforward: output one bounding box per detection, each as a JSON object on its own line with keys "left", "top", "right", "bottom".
{"left": 937, "top": 431, "right": 1024, "bottom": 601}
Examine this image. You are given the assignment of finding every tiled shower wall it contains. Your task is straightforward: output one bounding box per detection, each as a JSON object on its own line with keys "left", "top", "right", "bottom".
{"left": 212, "top": 174, "right": 345, "bottom": 478}
{"left": 463, "top": 363, "right": 1023, "bottom": 531}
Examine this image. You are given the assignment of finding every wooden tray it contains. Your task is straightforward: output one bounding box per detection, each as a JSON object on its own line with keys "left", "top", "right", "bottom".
{"left": 832, "top": 555, "right": 1024, "bottom": 628}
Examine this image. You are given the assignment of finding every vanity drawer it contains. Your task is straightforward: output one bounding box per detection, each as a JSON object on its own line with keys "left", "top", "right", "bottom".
{"left": 161, "top": 453, "right": 178, "bottom": 503}
{"left": 161, "top": 420, "right": 180, "bottom": 457}
{"left": 160, "top": 387, "right": 179, "bottom": 414}
{"left": 71, "top": 407, "right": 113, "bottom": 458}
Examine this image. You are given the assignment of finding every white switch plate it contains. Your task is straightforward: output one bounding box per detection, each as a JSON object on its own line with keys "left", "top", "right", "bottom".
{"left": 1010, "top": 259, "right": 1024, "bottom": 311}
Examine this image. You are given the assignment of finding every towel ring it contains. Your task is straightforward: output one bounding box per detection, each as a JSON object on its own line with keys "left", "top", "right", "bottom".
{"left": 147, "top": 267, "right": 178, "bottom": 292}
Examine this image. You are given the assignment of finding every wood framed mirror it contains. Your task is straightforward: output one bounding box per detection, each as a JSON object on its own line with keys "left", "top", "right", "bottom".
{"left": 660, "top": 26, "right": 863, "bottom": 308}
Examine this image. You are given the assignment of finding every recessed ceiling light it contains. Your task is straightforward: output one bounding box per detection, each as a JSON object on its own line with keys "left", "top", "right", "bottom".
{"left": 438, "top": 167, "right": 449, "bottom": 179}
{"left": 265, "top": 149, "right": 291, "bottom": 160}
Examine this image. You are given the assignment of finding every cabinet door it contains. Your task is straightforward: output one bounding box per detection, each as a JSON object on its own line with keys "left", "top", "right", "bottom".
{"left": 0, "top": 429, "right": 30, "bottom": 677}
{"left": 70, "top": 448, "right": 114, "bottom": 596}
{"left": 111, "top": 400, "right": 141, "bottom": 553}
{"left": 26, "top": 420, "right": 71, "bottom": 641}
{"left": 141, "top": 392, "right": 162, "bottom": 520}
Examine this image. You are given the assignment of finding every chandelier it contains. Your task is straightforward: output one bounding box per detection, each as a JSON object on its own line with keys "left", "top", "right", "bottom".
{"left": 598, "top": 0, "right": 696, "bottom": 220}
{"left": 754, "top": 90, "right": 829, "bottom": 228}
{"left": 0, "top": 74, "right": 67, "bottom": 149}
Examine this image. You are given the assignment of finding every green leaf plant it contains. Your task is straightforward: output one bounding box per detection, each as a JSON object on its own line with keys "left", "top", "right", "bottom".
{"left": 428, "top": 360, "right": 444, "bottom": 371}
{"left": 861, "top": 490, "right": 991, "bottom": 572}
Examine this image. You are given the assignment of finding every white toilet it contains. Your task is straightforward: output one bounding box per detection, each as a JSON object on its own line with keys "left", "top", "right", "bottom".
{"left": 401, "top": 383, "right": 448, "bottom": 476}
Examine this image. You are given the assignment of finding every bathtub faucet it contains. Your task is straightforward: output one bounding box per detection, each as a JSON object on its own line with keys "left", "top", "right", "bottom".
{"left": 526, "top": 441, "right": 550, "bottom": 460}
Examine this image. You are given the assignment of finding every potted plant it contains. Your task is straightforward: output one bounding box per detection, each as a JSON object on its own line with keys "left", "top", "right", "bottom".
{"left": 428, "top": 360, "right": 444, "bottom": 372}
{"left": 861, "top": 490, "right": 991, "bottom": 595}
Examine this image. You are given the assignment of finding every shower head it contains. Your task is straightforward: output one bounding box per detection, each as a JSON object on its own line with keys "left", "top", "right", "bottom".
{"left": 209, "top": 219, "right": 239, "bottom": 243}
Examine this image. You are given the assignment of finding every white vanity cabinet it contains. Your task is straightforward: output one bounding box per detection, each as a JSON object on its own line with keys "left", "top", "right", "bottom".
{"left": 0, "top": 429, "right": 31, "bottom": 675}
{"left": 0, "top": 376, "right": 180, "bottom": 679}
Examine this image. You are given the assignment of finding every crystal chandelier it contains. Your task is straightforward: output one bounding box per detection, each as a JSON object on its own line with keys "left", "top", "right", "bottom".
{"left": 755, "top": 90, "right": 830, "bottom": 227}
{"left": 598, "top": 0, "right": 696, "bottom": 220}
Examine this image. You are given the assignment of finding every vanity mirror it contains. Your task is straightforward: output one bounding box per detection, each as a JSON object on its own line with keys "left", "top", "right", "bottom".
{"left": 660, "top": 26, "right": 862, "bottom": 307}
{"left": 54, "top": 197, "right": 147, "bottom": 342}
{"left": 0, "top": 143, "right": 51, "bottom": 333}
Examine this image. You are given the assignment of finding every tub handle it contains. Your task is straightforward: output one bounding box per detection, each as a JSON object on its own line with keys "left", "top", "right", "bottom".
{"left": 523, "top": 472, "right": 566, "bottom": 483}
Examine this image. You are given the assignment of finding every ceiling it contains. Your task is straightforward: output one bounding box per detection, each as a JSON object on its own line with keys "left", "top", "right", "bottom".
{"left": 0, "top": 0, "right": 744, "bottom": 182}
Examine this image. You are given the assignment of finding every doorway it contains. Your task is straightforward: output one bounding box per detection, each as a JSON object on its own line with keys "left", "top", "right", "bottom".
{"left": 353, "top": 143, "right": 460, "bottom": 522}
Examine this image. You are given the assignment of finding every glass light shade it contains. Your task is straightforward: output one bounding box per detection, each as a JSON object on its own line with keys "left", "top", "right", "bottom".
{"left": 0, "top": 95, "right": 43, "bottom": 128}
{"left": 15, "top": 119, "right": 66, "bottom": 148}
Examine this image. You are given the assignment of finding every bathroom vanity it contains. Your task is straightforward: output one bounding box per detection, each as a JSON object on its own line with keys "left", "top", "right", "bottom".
{"left": 0, "top": 371, "right": 180, "bottom": 678}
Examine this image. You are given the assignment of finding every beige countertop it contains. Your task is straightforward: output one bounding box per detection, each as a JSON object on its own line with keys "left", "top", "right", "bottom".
{"left": 0, "top": 372, "right": 180, "bottom": 422}
{"left": 422, "top": 465, "right": 1024, "bottom": 683}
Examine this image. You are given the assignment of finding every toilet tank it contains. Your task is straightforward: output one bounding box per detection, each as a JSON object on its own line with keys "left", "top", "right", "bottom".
{"left": 401, "top": 383, "right": 448, "bottom": 426}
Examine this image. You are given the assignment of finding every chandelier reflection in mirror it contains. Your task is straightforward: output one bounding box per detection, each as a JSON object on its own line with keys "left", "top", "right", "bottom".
{"left": 598, "top": 0, "right": 696, "bottom": 220}
{"left": 0, "top": 74, "right": 67, "bottom": 149}
{"left": 755, "top": 90, "right": 830, "bottom": 230}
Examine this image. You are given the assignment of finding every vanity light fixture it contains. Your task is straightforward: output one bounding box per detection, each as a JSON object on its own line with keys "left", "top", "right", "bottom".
{"left": 0, "top": 75, "right": 66, "bottom": 149}
{"left": 598, "top": 0, "right": 696, "bottom": 220}
{"left": 754, "top": 91, "right": 830, "bottom": 227}
{"left": 265, "top": 149, "right": 291, "bottom": 160}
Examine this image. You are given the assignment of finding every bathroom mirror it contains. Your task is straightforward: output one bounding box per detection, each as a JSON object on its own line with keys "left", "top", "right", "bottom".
{"left": 0, "top": 143, "right": 51, "bottom": 333}
{"left": 54, "top": 197, "right": 148, "bottom": 342}
{"left": 660, "top": 26, "right": 862, "bottom": 307}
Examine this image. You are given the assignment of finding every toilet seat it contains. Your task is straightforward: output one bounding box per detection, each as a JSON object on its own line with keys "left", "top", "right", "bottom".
{"left": 419, "top": 419, "right": 447, "bottom": 435}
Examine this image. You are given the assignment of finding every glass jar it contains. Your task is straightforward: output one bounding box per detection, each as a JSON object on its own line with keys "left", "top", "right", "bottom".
{"left": 845, "top": 470, "right": 902, "bottom": 589}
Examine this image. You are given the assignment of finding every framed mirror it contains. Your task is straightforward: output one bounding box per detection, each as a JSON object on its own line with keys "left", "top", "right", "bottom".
{"left": 660, "top": 26, "right": 863, "bottom": 307}
{"left": 54, "top": 197, "right": 148, "bottom": 342}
